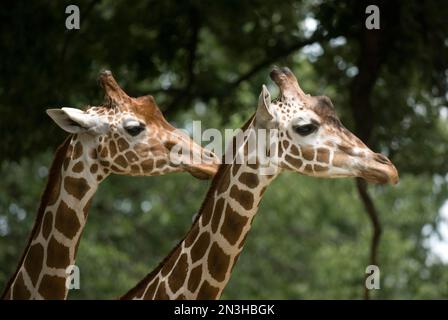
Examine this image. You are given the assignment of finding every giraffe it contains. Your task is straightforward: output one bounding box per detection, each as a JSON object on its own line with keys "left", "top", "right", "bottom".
{"left": 121, "top": 67, "right": 398, "bottom": 300}
{"left": 1, "top": 70, "right": 219, "bottom": 300}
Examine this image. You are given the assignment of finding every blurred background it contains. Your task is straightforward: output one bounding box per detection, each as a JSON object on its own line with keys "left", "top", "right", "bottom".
{"left": 0, "top": 0, "right": 448, "bottom": 299}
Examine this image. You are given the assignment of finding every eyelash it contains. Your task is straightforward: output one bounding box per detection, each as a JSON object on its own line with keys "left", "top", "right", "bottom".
{"left": 293, "top": 123, "right": 319, "bottom": 136}
{"left": 125, "top": 124, "right": 145, "bottom": 136}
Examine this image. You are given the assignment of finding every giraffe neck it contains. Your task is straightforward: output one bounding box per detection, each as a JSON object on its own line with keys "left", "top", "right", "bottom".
{"left": 122, "top": 117, "right": 279, "bottom": 300}
{"left": 2, "top": 135, "right": 105, "bottom": 299}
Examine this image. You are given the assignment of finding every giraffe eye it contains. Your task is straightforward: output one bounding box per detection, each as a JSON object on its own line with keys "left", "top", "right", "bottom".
{"left": 125, "top": 124, "right": 145, "bottom": 136}
{"left": 293, "top": 123, "right": 319, "bottom": 136}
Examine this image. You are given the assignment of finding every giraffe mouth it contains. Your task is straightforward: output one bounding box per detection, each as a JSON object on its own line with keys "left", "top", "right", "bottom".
{"left": 165, "top": 132, "right": 220, "bottom": 180}
{"left": 185, "top": 162, "right": 219, "bottom": 180}
{"left": 358, "top": 154, "right": 399, "bottom": 185}
{"left": 361, "top": 168, "right": 395, "bottom": 184}
{"left": 183, "top": 149, "right": 220, "bottom": 179}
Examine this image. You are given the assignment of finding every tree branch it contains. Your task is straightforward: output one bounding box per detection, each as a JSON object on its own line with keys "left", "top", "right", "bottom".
{"left": 356, "top": 178, "right": 382, "bottom": 299}
{"left": 349, "top": 0, "right": 396, "bottom": 300}
{"left": 58, "top": 0, "right": 101, "bottom": 67}
{"left": 162, "top": 32, "right": 330, "bottom": 115}
{"left": 56, "top": 0, "right": 101, "bottom": 99}
{"left": 166, "top": 5, "right": 200, "bottom": 112}
{"left": 228, "top": 33, "right": 330, "bottom": 90}
{"left": 350, "top": 26, "right": 383, "bottom": 299}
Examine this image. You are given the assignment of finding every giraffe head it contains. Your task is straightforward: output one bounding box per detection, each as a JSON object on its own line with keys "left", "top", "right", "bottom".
{"left": 256, "top": 67, "right": 398, "bottom": 184}
{"left": 46, "top": 70, "right": 218, "bottom": 179}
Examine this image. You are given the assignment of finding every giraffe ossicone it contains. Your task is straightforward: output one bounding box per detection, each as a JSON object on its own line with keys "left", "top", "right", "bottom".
{"left": 1, "top": 70, "right": 219, "bottom": 300}
{"left": 121, "top": 66, "right": 398, "bottom": 300}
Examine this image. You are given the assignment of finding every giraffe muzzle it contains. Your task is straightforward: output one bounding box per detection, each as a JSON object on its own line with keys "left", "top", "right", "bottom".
{"left": 359, "top": 153, "right": 399, "bottom": 185}
{"left": 165, "top": 131, "right": 220, "bottom": 180}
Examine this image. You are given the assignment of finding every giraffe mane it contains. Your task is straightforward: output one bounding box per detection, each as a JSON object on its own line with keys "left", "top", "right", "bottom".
{"left": 0, "top": 136, "right": 72, "bottom": 299}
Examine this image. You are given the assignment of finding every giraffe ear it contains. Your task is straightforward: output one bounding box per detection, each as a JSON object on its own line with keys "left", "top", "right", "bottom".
{"left": 256, "top": 85, "right": 275, "bottom": 128}
{"left": 46, "top": 108, "right": 107, "bottom": 134}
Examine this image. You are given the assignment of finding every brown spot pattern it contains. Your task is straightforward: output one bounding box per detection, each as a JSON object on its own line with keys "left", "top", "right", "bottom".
{"left": 302, "top": 147, "right": 315, "bottom": 161}
{"left": 282, "top": 139, "right": 290, "bottom": 151}
{"left": 316, "top": 148, "right": 330, "bottom": 163}
{"left": 190, "top": 232, "right": 210, "bottom": 263}
{"left": 154, "top": 281, "right": 170, "bottom": 300}
{"left": 83, "top": 199, "right": 91, "bottom": 219}
{"left": 304, "top": 164, "right": 313, "bottom": 172}
{"left": 24, "top": 243, "right": 44, "bottom": 286}
{"left": 230, "top": 252, "right": 242, "bottom": 272}
{"left": 55, "top": 200, "right": 80, "bottom": 239}
{"left": 4, "top": 288, "right": 12, "bottom": 299}
{"left": 143, "top": 280, "right": 158, "bottom": 299}
{"left": 207, "top": 242, "right": 230, "bottom": 282}
{"left": 90, "top": 164, "right": 98, "bottom": 174}
{"left": 197, "top": 280, "right": 220, "bottom": 300}
{"left": 100, "top": 147, "right": 109, "bottom": 158}
{"left": 231, "top": 163, "right": 241, "bottom": 177}
{"left": 229, "top": 185, "right": 254, "bottom": 211}
{"left": 314, "top": 164, "right": 328, "bottom": 172}
{"left": 185, "top": 223, "right": 200, "bottom": 248}
{"left": 47, "top": 172, "right": 62, "bottom": 206}
{"left": 46, "top": 236, "right": 70, "bottom": 269}
{"left": 63, "top": 158, "right": 70, "bottom": 171}
{"left": 284, "top": 154, "right": 303, "bottom": 169}
{"left": 42, "top": 211, "right": 53, "bottom": 240}
{"left": 110, "top": 164, "right": 124, "bottom": 173}
{"left": 117, "top": 138, "right": 129, "bottom": 151}
{"left": 141, "top": 159, "right": 154, "bottom": 171}
{"left": 161, "top": 246, "right": 181, "bottom": 277}
{"left": 201, "top": 199, "right": 214, "bottom": 227}
{"left": 114, "top": 155, "right": 127, "bottom": 168}
{"left": 155, "top": 159, "right": 166, "bottom": 168}
{"left": 290, "top": 144, "right": 300, "bottom": 157}
{"left": 168, "top": 253, "right": 188, "bottom": 293}
{"left": 125, "top": 151, "right": 138, "bottom": 163}
{"left": 211, "top": 198, "right": 225, "bottom": 233}
{"left": 64, "top": 176, "right": 90, "bottom": 200}
{"left": 39, "top": 275, "right": 66, "bottom": 299}
{"left": 73, "top": 141, "right": 83, "bottom": 160}
{"left": 188, "top": 265, "right": 202, "bottom": 293}
{"left": 238, "top": 172, "right": 259, "bottom": 189}
{"left": 216, "top": 170, "right": 231, "bottom": 195}
{"left": 109, "top": 141, "right": 117, "bottom": 157}
{"left": 238, "top": 232, "right": 249, "bottom": 249}
{"left": 12, "top": 271, "right": 30, "bottom": 299}
{"left": 221, "top": 206, "right": 248, "bottom": 246}
{"left": 72, "top": 161, "right": 84, "bottom": 173}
